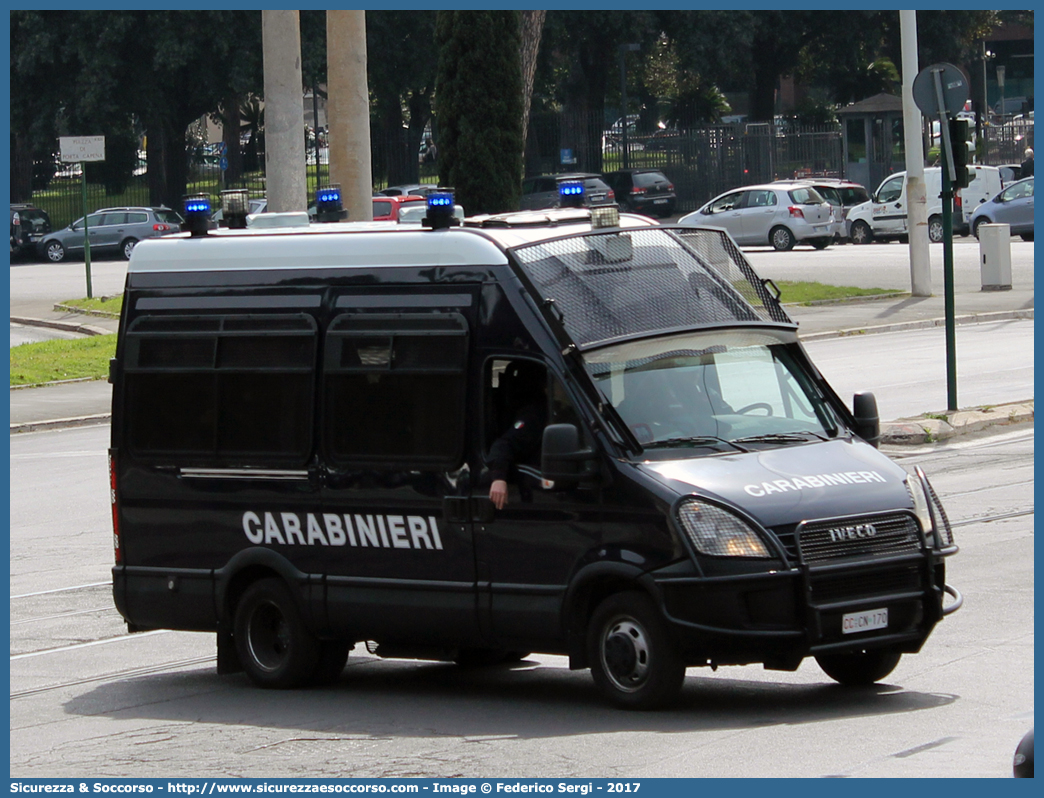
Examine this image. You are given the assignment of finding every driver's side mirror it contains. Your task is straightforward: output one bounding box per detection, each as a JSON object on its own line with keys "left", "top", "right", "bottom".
{"left": 541, "top": 423, "right": 599, "bottom": 486}
{"left": 852, "top": 391, "right": 880, "bottom": 448}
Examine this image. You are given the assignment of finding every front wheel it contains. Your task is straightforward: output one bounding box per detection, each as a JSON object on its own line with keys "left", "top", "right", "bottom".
{"left": 588, "top": 591, "right": 685, "bottom": 710}
{"left": 120, "top": 237, "right": 138, "bottom": 260}
{"left": 928, "top": 215, "right": 945, "bottom": 243}
{"left": 850, "top": 220, "right": 873, "bottom": 245}
{"left": 815, "top": 649, "right": 901, "bottom": 686}
{"left": 234, "top": 577, "right": 320, "bottom": 688}
{"left": 770, "top": 226, "right": 795, "bottom": 251}
{"left": 44, "top": 240, "right": 66, "bottom": 262}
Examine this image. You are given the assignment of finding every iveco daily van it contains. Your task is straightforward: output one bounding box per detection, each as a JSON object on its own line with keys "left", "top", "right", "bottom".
{"left": 847, "top": 165, "right": 1002, "bottom": 243}
{"left": 109, "top": 193, "right": 961, "bottom": 709}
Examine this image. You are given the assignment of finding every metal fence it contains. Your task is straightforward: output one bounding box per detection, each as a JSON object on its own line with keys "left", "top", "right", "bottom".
{"left": 25, "top": 115, "right": 1034, "bottom": 230}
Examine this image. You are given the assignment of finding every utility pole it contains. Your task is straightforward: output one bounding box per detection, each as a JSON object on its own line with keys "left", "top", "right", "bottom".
{"left": 327, "top": 10, "right": 373, "bottom": 221}
{"left": 262, "top": 11, "right": 308, "bottom": 213}
{"left": 900, "top": 10, "right": 931, "bottom": 297}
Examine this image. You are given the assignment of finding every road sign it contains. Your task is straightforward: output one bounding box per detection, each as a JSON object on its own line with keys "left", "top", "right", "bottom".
{"left": 219, "top": 156, "right": 229, "bottom": 171}
{"left": 216, "top": 141, "right": 227, "bottom": 156}
{"left": 912, "top": 63, "right": 969, "bottom": 118}
{"left": 59, "top": 136, "right": 105, "bottom": 163}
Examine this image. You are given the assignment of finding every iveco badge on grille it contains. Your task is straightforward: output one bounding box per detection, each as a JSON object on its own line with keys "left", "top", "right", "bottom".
{"left": 828, "top": 523, "right": 878, "bottom": 543}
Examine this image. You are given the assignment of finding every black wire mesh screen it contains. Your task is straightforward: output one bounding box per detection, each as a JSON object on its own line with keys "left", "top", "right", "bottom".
{"left": 510, "top": 227, "right": 792, "bottom": 350}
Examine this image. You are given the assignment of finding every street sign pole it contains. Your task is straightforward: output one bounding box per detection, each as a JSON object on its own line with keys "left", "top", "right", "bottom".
{"left": 931, "top": 68, "right": 958, "bottom": 411}
{"left": 81, "top": 165, "right": 92, "bottom": 298}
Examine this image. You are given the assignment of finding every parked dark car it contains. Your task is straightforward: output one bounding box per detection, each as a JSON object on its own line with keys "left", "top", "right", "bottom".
{"left": 10, "top": 203, "right": 52, "bottom": 260}
{"left": 602, "top": 168, "right": 676, "bottom": 217}
{"left": 520, "top": 173, "right": 615, "bottom": 210}
{"left": 40, "top": 206, "right": 183, "bottom": 262}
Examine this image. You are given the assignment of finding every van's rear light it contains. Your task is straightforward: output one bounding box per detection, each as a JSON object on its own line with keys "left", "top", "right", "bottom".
{"left": 788, "top": 205, "right": 805, "bottom": 219}
{"left": 109, "top": 450, "right": 122, "bottom": 564}
{"left": 954, "top": 192, "right": 963, "bottom": 210}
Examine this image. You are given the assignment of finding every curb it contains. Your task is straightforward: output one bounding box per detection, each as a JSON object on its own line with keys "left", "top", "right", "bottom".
{"left": 11, "top": 315, "right": 113, "bottom": 337}
{"left": 880, "top": 401, "right": 1034, "bottom": 445}
{"left": 799, "top": 308, "right": 1034, "bottom": 342}
{"left": 10, "top": 413, "right": 112, "bottom": 434}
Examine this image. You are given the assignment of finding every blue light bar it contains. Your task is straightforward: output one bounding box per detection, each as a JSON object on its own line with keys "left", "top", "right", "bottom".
{"left": 317, "top": 187, "right": 341, "bottom": 204}
{"left": 559, "top": 182, "right": 584, "bottom": 197}
{"left": 427, "top": 193, "right": 454, "bottom": 209}
{"left": 184, "top": 197, "right": 211, "bottom": 214}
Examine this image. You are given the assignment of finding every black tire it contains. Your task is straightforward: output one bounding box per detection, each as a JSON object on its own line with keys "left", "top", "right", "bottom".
{"left": 120, "top": 237, "right": 138, "bottom": 260}
{"left": 234, "top": 577, "right": 320, "bottom": 689}
{"left": 809, "top": 237, "right": 830, "bottom": 250}
{"left": 44, "top": 240, "right": 66, "bottom": 262}
{"left": 972, "top": 217, "right": 990, "bottom": 239}
{"left": 588, "top": 591, "right": 685, "bottom": 710}
{"left": 815, "top": 649, "right": 902, "bottom": 686}
{"left": 1020, "top": 232, "right": 1033, "bottom": 242}
{"left": 770, "top": 226, "right": 795, "bottom": 251}
{"left": 928, "top": 215, "right": 945, "bottom": 243}
{"left": 311, "top": 640, "right": 351, "bottom": 685}
{"left": 850, "top": 220, "right": 873, "bottom": 245}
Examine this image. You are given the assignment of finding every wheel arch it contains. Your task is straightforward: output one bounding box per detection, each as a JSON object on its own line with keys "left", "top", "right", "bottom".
{"left": 215, "top": 547, "right": 310, "bottom": 625}
{"left": 562, "top": 560, "right": 655, "bottom": 669}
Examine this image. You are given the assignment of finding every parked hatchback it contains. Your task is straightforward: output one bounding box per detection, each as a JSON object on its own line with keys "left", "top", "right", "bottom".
{"left": 970, "top": 176, "right": 1034, "bottom": 241}
{"left": 789, "top": 178, "right": 870, "bottom": 242}
{"left": 41, "top": 206, "right": 183, "bottom": 262}
{"left": 602, "top": 168, "right": 676, "bottom": 217}
{"left": 10, "top": 203, "right": 52, "bottom": 260}
{"left": 680, "top": 182, "right": 834, "bottom": 250}
{"left": 520, "top": 173, "right": 615, "bottom": 210}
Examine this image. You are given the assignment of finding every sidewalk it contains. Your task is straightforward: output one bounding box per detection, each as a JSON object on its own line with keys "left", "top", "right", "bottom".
{"left": 9, "top": 288, "right": 1034, "bottom": 442}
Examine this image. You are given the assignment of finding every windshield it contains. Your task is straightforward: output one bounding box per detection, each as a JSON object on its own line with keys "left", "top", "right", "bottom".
{"left": 585, "top": 329, "right": 840, "bottom": 450}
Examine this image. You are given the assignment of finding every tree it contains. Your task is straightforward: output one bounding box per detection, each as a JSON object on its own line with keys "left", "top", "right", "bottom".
{"left": 435, "top": 11, "right": 524, "bottom": 214}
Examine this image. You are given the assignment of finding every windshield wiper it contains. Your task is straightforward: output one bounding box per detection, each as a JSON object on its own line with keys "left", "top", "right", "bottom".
{"left": 644, "top": 435, "right": 750, "bottom": 453}
{"left": 730, "top": 431, "right": 827, "bottom": 446}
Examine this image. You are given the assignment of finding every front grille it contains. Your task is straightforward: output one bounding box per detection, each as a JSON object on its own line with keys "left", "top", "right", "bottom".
{"left": 797, "top": 512, "right": 922, "bottom": 565}
{"left": 810, "top": 565, "right": 922, "bottom": 603}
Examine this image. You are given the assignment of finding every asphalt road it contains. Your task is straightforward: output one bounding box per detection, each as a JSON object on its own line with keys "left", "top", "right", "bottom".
{"left": 9, "top": 424, "right": 1033, "bottom": 778}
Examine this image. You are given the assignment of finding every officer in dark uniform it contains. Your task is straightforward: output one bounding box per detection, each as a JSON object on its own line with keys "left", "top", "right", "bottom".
{"left": 487, "top": 361, "right": 547, "bottom": 510}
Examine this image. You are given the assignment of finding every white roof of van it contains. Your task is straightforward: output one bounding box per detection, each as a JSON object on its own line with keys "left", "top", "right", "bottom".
{"left": 128, "top": 211, "right": 658, "bottom": 273}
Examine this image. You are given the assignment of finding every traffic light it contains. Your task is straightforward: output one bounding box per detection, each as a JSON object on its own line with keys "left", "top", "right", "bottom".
{"left": 948, "top": 118, "right": 974, "bottom": 189}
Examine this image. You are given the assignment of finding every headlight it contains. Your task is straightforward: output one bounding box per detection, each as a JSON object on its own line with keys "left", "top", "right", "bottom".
{"left": 676, "top": 499, "right": 772, "bottom": 558}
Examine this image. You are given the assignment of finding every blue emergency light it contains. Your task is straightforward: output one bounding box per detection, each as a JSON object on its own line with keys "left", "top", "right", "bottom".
{"left": 424, "top": 191, "right": 458, "bottom": 229}
{"left": 314, "top": 183, "right": 347, "bottom": 223}
{"left": 558, "top": 181, "right": 585, "bottom": 208}
{"left": 182, "top": 194, "right": 212, "bottom": 237}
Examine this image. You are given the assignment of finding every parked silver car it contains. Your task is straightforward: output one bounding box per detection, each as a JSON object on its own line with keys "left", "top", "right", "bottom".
{"left": 41, "top": 206, "right": 183, "bottom": 262}
{"left": 970, "top": 176, "right": 1034, "bottom": 241}
{"left": 680, "top": 182, "right": 835, "bottom": 250}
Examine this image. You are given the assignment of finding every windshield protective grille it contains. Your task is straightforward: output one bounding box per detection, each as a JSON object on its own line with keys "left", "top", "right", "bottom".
{"left": 511, "top": 227, "right": 790, "bottom": 349}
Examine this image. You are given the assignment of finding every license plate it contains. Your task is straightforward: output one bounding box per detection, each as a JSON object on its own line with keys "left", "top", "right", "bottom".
{"left": 653, "top": 198, "right": 668, "bottom": 204}
{"left": 842, "top": 607, "right": 888, "bottom": 634}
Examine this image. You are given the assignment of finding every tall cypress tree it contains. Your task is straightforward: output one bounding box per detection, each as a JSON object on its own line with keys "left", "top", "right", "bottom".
{"left": 435, "top": 11, "right": 524, "bottom": 215}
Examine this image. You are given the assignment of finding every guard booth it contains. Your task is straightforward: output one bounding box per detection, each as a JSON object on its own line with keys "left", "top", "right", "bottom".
{"left": 837, "top": 93, "right": 906, "bottom": 191}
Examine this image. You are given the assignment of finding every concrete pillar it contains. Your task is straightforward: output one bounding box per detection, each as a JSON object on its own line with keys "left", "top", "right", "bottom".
{"left": 900, "top": 10, "right": 931, "bottom": 296}
{"left": 262, "top": 10, "right": 307, "bottom": 213}
{"left": 327, "top": 10, "right": 373, "bottom": 221}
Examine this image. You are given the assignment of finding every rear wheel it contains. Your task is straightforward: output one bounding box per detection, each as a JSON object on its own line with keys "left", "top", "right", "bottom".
{"left": 815, "top": 649, "right": 902, "bottom": 686}
{"left": 850, "top": 220, "right": 873, "bottom": 245}
{"left": 234, "top": 578, "right": 320, "bottom": 688}
{"left": 588, "top": 591, "right": 685, "bottom": 710}
{"left": 928, "top": 215, "right": 945, "bottom": 243}
{"left": 770, "top": 226, "right": 795, "bottom": 251}
{"left": 120, "top": 237, "right": 138, "bottom": 260}
{"left": 44, "top": 240, "right": 66, "bottom": 262}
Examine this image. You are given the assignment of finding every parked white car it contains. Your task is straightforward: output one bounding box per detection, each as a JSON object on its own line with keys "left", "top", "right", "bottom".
{"left": 679, "top": 182, "right": 835, "bottom": 250}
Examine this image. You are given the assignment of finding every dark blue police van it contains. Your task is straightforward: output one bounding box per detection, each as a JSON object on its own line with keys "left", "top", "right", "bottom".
{"left": 108, "top": 194, "right": 960, "bottom": 709}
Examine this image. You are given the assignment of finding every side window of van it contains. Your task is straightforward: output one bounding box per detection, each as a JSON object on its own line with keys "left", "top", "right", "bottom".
{"left": 123, "top": 314, "right": 317, "bottom": 462}
{"left": 876, "top": 176, "right": 904, "bottom": 204}
{"left": 324, "top": 313, "right": 468, "bottom": 465}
